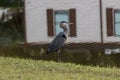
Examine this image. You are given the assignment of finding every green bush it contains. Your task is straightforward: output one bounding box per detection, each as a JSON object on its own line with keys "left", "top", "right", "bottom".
{"left": 0, "top": 44, "right": 120, "bottom": 67}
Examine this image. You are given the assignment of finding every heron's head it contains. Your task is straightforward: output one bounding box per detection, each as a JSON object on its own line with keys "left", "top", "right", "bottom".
{"left": 60, "top": 21, "right": 68, "bottom": 29}
{"left": 60, "top": 21, "right": 73, "bottom": 29}
{"left": 59, "top": 21, "right": 73, "bottom": 33}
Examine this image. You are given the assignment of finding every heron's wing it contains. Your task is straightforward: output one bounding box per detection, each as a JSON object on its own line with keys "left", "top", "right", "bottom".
{"left": 47, "top": 32, "right": 67, "bottom": 52}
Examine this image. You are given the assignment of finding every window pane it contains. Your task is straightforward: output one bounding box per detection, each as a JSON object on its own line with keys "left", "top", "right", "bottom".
{"left": 115, "top": 23, "right": 120, "bottom": 36}
{"left": 115, "top": 12, "right": 120, "bottom": 22}
{"left": 55, "top": 11, "right": 69, "bottom": 35}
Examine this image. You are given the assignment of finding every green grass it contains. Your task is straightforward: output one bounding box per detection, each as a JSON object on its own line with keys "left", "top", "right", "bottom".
{"left": 0, "top": 57, "right": 120, "bottom": 80}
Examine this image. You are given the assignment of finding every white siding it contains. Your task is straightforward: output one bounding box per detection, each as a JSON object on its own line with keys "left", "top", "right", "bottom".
{"left": 102, "top": 0, "right": 120, "bottom": 42}
{"left": 25, "top": 0, "right": 101, "bottom": 43}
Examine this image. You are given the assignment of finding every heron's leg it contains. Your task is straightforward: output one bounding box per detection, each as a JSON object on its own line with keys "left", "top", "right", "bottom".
{"left": 57, "top": 49, "right": 61, "bottom": 62}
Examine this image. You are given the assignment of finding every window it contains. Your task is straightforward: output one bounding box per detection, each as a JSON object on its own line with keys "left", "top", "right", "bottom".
{"left": 55, "top": 10, "right": 69, "bottom": 35}
{"left": 115, "top": 10, "right": 120, "bottom": 36}
{"left": 106, "top": 8, "right": 120, "bottom": 37}
{"left": 46, "top": 9, "right": 76, "bottom": 37}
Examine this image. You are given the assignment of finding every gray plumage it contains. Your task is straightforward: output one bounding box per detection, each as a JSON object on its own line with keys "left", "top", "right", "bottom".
{"left": 47, "top": 21, "right": 69, "bottom": 54}
{"left": 47, "top": 32, "right": 67, "bottom": 53}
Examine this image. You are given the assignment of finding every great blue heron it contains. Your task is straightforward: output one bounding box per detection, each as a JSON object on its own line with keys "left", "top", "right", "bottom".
{"left": 47, "top": 21, "right": 72, "bottom": 61}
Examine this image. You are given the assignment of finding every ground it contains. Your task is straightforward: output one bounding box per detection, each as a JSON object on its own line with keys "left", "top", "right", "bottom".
{"left": 0, "top": 57, "right": 120, "bottom": 80}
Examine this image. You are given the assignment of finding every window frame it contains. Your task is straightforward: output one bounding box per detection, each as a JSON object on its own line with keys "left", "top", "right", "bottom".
{"left": 114, "top": 9, "right": 120, "bottom": 37}
{"left": 46, "top": 8, "right": 76, "bottom": 37}
{"left": 54, "top": 10, "right": 70, "bottom": 36}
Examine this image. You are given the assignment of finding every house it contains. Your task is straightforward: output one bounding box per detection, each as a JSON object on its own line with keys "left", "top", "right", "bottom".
{"left": 23, "top": 0, "right": 120, "bottom": 48}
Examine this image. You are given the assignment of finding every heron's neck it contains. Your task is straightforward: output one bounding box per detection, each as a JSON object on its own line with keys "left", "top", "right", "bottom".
{"left": 63, "top": 27, "right": 68, "bottom": 34}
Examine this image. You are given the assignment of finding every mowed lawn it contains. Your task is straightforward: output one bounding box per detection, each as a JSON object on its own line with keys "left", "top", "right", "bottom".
{"left": 0, "top": 57, "right": 120, "bottom": 80}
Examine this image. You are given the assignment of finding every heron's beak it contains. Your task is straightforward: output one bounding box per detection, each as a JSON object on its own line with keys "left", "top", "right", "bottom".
{"left": 68, "top": 22, "right": 74, "bottom": 24}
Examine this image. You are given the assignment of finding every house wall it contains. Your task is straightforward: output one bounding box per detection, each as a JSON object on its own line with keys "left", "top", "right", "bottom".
{"left": 25, "top": 0, "right": 101, "bottom": 43}
{"left": 102, "top": 0, "right": 120, "bottom": 42}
